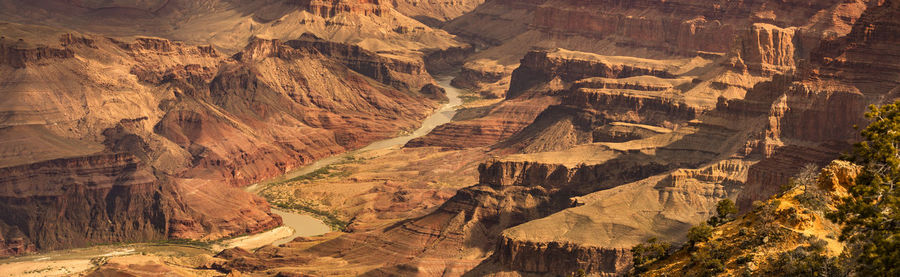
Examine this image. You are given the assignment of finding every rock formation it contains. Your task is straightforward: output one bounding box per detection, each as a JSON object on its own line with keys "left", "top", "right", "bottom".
{"left": 0, "top": 15, "right": 448, "bottom": 255}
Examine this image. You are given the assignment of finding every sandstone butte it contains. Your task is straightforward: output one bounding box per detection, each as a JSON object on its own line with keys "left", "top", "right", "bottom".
{"left": 0, "top": 0, "right": 897, "bottom": 276}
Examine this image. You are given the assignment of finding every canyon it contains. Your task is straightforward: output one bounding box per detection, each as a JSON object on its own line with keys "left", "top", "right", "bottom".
{"left": 0, "top": 0, "right": 899, "bottom": 276}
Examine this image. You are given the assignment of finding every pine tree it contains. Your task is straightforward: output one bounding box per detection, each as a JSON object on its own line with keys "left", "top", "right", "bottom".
{"left": 829, "top": 101, "right": 900, "bottom": 276}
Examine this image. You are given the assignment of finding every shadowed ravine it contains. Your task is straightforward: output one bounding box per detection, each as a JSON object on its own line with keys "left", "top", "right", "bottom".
{"left": 241, "top": 75, "right": 464, "bottom": 247}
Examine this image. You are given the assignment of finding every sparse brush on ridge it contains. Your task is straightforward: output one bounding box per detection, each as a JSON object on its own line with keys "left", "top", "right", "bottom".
{"left": 707, "top": 199, "right": 738, "bottom": 227}
{"left": 635, "top": 101, "right": 900, "bottom": 276}
{"left": 631, "top": 237, "right": 672, "bottom": 274}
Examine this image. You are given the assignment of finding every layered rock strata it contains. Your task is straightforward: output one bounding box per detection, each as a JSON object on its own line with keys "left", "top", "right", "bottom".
{"left": 0, "top": 24, "right": 441, "bottom": 255}
{"left": 495, "top": 237, "right": 631, "bottom": 276}
{"left": 0, "top": 153, "right": 205, "bottom": 251}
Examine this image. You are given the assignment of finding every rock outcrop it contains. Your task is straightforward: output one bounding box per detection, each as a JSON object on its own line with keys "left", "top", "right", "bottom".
{"left": 442, "top": 0, "right": 544, "bottom": 47}
{"left": 409, "top": 48, "right": 708, "bottom": 150}
{"left": 213, "top": 146, "right": 692, "bottom": 275}
{"left": 450, "top": 60, "right": 507, "bottom": 97}
{"left": 508, "top": 49, "right": 678, "bottom": 99}
{"left": 423, "top": 45, "right": 475, "bottom": 73}
{"left": 735, "top": 23, "right": 799, "bottom": 75}
{"left": 0, "top": 38, "right": 74, "bottom": 68}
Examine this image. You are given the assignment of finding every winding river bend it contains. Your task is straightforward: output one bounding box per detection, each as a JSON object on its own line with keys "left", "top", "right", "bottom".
{"left": 242, "top": 75, "right": 464, "bottom": 247}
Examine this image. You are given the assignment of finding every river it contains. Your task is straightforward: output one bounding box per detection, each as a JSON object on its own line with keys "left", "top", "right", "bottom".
{"left": 240, "top": 75, "right": 463, "bottom": 247}
{"left": 0, "top": 76, "right": 465, "bottom": 277}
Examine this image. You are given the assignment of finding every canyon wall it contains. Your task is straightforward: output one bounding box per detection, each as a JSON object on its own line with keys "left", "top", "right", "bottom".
{"left": 530, "top": 0, "right": 845, "bottom": 55}
{"left": 495, "top": 237, "right": 631, "bottom": 276}
{"left": 738, "top": 0, "right": 900, "bottom": 208}
{"left": 296, "top": 0, "right": 388, "bottom": 17}
{"left": 0, "top": 22, "right": 444, "bottom": 255}
{"left": 285, "top": 34, "right": 433, "bottom": 91}
{"left": 507, "top": 49, "right": 677, "bottom": 99}
{"left": 0, "top": 154, "right": 199, "bottom": 251}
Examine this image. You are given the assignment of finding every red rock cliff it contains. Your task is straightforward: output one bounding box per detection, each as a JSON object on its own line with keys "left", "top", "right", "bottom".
{"left": 0, "top": 154, "right": 197, "bottom": 252}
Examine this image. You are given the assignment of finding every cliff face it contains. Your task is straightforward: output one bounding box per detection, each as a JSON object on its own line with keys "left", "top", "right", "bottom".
{"left": 811, "top": 0, "right": 900, "bottom": 94}
{"left": 532, "top": 1, "right": 730, "bottom": 54}
{"left": 215, "top": 143, "right": 695, "bottom": 275}
{"left": 408, "top": 48, "right": 705, "bottom": 150}
{"left": 736, "top": 23, "right": 799, "bottom": 75}
{"left": 0, "top": 38, "right": 75, "bottom": 69}
{"left": 496, "top": 237, "right": 631, "bottom": 276}
{"left": 446, "top": 0, "right": 856, "bottom": 57}
{"left": 284, "top": 35, "right": 432, "bottom": 90}
{"left": 0, "top": 146, "right": 284, "bottom": 254}
{"left": 531, "top": 0, "right": 850, "bottom": 54}
{"left": 168, "top": 37, "right": 436, "bottom": 186}
{"left": 296, "top": 0, "right": 388, "bottom": 17}
{"left": 477, "top": 158, "right": 673, "bottom": 192}
{"left": 508, "top": 49, "right": 677, "bottom": 99}
{"left": 494, "top": 49, "right": 708, "bottom": 154}
{"left": 0, "top": 154, "right": 196, "bottom": 251}
{"left": 442, "top": 0, "right": 545, "bottom": 46}
{"left": 451, "top": 60, "right": 506, "bottom": 92}
{"left": 441, "top": 0, "right": 868, "bottom": 98}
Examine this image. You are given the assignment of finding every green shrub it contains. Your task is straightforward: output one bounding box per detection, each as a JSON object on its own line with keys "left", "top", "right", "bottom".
{"left": 690, "top": 247, "right": 725, "bottom": 277}
{"left": 631, "top": 237, "right": 671, "bottom": 273}
{"left": 687, "top": 223, "right": 714, "bottom": 247}
{"left": 708, "top": 199, "right": 738, "bottom": 226}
